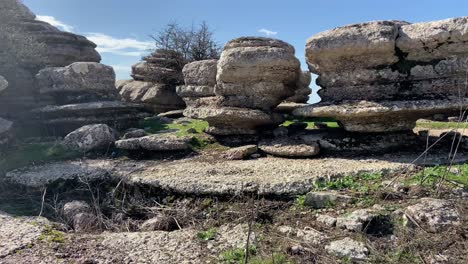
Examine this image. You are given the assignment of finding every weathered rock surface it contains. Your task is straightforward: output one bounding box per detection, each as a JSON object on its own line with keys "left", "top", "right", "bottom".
{"left": 0, "top": 75, "right": 8, "bottom": 93}
{"left": 295, "top": 17, "right": 468, "bottom": 133}
{"left": 404, "top": 198, "right": 461, "bottom": 233}
{"left": 140, "top": 216, "right": 179, "bottom": 232}
{"left": 284, "top": 71, "right": 312, "bottom": 103}
{"left": 0, "top": 117, "right": 13, "bottom": 146}
{"left": 180, "top": 37, "right": 303, "bottom": 135}
{"left": 296, "top": 227, "right": 328, "bottom": 245}
{"left": 0, "top": 211, "right": 50, "bottom": 258}
{"left": 259, "top": 137, "right": 320, "bottom": 157}
{"left": 0, "top": 0, "right": 100, "bottom": 119}
{"left": 36, "top": 62, "right": 118, "bottom": 104}
{"left": 336, "top": 209, "right": 378, "bottom": 232}
{"left": 221, "top": 145, "right": 258, "bottom": 160}
{"left": 118, "top": 49, "right": 186, "bottom": 113}
{"left": 29, "top": 101, "right": 148, "bottom": 136}
{"left": 304, "top": 191, "right": 352, "bottom": 209}
{"left": 64, "top": 124, "right": 119, "bottom": 152}
{"left": 123, "top": 128, "right": 146, "bottom": 139}
{"left": 115, "top": 134, "right": 191, "bottom": 151}
{"left": 4, "top": 155, "right": 422, "bottom": 196}
{"left": 325, "top": 237, "right": 369, "bottom": 261}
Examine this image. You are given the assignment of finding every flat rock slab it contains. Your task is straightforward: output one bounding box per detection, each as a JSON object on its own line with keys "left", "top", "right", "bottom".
{"left": 8, "top": 151, "right": 468, "bottom": 196}
{"left": 2, "top": 223, "right": 252, "bottom": 263}
{"left": 0, "top": 211, "right": 49, "bottom": 258}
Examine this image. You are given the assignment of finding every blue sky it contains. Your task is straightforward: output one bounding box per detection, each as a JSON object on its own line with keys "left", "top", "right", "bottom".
{"left": 23, "top": 0, "right": 468, "bottom": 103}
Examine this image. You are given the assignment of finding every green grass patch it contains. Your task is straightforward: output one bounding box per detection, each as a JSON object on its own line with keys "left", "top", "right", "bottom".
{"left": 0, "top": 142, "right": 81, "bottom": 173}
{"left": 219, "top": 246, "right": 257, "bottom": 263}
{"left": 197, "top": 228, "right": 217, "bottom": 241}
{"left": 416, "top": 120, "right": 468, "bottom": 129}
{"left": 39, "top": 225, "right": 66, "bottom": 244}
{"left": 141, "top": 117, "right": 209, "bottom": 136}
{"left": 406, "top": 165, "right": 468, "bottom": 188}
{"left": 282, "top": 117, "right": 340, "bottom": 129}
{"left": 315, "top": 172, "right": 383, "bottom": 195}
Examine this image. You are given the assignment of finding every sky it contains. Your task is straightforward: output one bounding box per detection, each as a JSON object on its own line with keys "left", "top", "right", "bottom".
{"left": 23, "top": 0, "right": 468, "bottom": 103}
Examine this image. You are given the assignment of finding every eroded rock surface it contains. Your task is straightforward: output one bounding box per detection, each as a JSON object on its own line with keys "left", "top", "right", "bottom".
{"left": 64, "top": 124, "right": 119, "bottom": 152}
{"left": 325, "top": 237, "right": 369, "bottom": 261}
{"left": 115, "top": 134, "right": 192, "bottom": 151}
{"left": 117, "top": 49, "right": 186, "bottom": 113}
{"left": 295, "top": 17, "right": 468, "bottom": 133}
{"left": 404, "top": 198, "right": 461, "bottom": 233}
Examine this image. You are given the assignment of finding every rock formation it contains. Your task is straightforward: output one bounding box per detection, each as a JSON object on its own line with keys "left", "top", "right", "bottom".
{"left": 0, "top": 118, "right": 13, "bottom": 147}
{"left": 284, "top": 71, "right": 312, "bottom": 104}
{"left": 0, "top": 0, "right": 101, "bottom": 119}
{"left": 116, "top": 49, "right": 186, "bottom": 113}
{"left": 180, "top": 37, "right": 302, "bottom": 135}
{"left": 294, "top": 18, "right": 468, "bottom": 132}
{"left": 0, "top": 0, "right": 147, "bottom": 136}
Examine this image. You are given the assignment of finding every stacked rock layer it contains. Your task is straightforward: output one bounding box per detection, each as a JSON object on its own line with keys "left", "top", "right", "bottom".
{"left": 117, "top": 49, "right": 186, "bottom": 113}
{"left": 180, "top": 37, "right": 303, "bottom": 135}
{"left": 294, "top": 18, "right": 468, "bottom": 132}
{"left": 0, "top": 0, "right": 101, "bottom": 119}
{"left": 0, "top": 0, "right": 147, "bottom": 136}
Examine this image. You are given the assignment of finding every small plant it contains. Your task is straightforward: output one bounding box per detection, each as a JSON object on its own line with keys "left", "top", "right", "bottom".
{"left": 219, "top": 246, "right": 257, "bottom": 263}
{"left": 39, "top": 225, "right": 65, "bottom": 244}
{"left": 197, "top": 228, "right": 217, "bottom": 241}
{"left": 293, "top": 195, "right": 306, "bottom": 210}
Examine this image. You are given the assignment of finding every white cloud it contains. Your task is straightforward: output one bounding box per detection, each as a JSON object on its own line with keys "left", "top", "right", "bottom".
{"left": 85, "top": 33, "right": 153, "bottom": 57}
{"left": 36, "top": 15, "right": 74, "bottom": 32}
{"left": 258, "top": 28, "right": 278, "bottom": 36}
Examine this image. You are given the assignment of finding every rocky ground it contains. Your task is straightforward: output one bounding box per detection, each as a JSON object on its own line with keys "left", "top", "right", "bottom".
{"left": 1, "top": 119, "right": 467, "bottom": 263}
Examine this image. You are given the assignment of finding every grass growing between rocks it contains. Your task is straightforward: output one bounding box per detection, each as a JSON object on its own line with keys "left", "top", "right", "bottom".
{"left": 140, "top": 117, "right": 225, "bottom": 151}
{"left": 415, "top": 120, "right": 468, "bottom": 129}
{"left": 282, "top": 117, "right": 340, "bottom": 129}
{"left": 405, "top": 164, "right": 468, "bottom": 188}
{"left": 0, "top": 142, "right": 81, "bottom": 173}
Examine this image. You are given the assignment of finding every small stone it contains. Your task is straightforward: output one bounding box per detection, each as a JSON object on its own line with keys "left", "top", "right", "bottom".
{"left": 140, "top": 216, "right": 178, "bottom": 232}
{"left": 325, "top": 237, "right": 369, "bottom": 261}
{"left": 317, "top": 215, "right": 337, "bottom": 227}
{"left": 63, "top": 201, "right": 91, "bottom": 220}
{"left": 73, "top": 213, "right": 97, "bottom": 232}
{"left": 277, "top": 225, "right": 295, "bottom": 236}
{"left": 221, "top": 145, "right": 258, "bottom": 160}
{"left": 336, "top": 209, "right": 377, "bottom": 232}
{"left": 296, "top": 227, "right": 328, "bottom": 245}
{"left": 304, "top": 191, "right": 352, "bottom": 209}
{"left": 123, "top": 128, "right": 146, "bottom": 139}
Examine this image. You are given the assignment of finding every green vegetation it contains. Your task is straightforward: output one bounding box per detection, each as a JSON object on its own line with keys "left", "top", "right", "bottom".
{"left": 219, "top": 247, "right": 290, "bottom": 264}
{"left": 39, "top": 225, "right": 65, "bottom": 244}
{"left": 282, "top": 117, "right": 340, "bottom": 129}
{"left": 406, "top": 165, "right": 468, "bottom": 188}
{"left": 416, "top": 120, "right": 468, "bottom": 129}
{"left": 197, "top": 228, "right": 217, "bottom": 241}
{"left": 140, "top": 117, "right": 226, "bottom": 151}
{"left": 141, "top": 117, "right": 209, "bottom": 136}
{"left": 315, "top": 172, "right": 383, "bottom": 194}
{"left": 0, "top": 142, "right": 81, "bottom": 173}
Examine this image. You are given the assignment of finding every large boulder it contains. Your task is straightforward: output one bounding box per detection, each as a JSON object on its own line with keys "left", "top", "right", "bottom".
{"left": 36, "top": 62, "right": 119, "bottom": 103}
{"left": 180, "top": 37, "right": 303, "bottom": 136}
{"left": 0, "top": 0, "right": 101, "bottom": 119}
{"left": 118, "top": 49, "right": 186, "bottom": 113}
{"left": 295, "top": 17, "right": 468, "bottom": 133}
{"left": 63, "top": 124, "right": 119, "bottom": 152}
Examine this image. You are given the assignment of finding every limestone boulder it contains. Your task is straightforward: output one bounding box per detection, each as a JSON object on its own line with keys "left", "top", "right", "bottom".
{"left": 182, "top": 59, "right": 218, "bottom": 86}
{"left": 284, "top": 71, "right": 312, "bottom": 103}
{"left": 296, "top": 17, "right": 468, "bottom": 133}
{"left": 306, "top": 20, "right": 408, "bottom": 73}
{"left": 221, "top": 145, "right": 258, "bottom": 160}
{"left": 64, "top": 124, "right": 119, "bottom": 152}
{"left": 36, "top": 62, "right": 119, "bottom": 103}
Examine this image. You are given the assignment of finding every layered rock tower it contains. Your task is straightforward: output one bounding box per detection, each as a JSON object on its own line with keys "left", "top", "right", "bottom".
{"left": 294, "top": 18, "right": 468, "bottom": 132}
{"left": 0, "top": 0, "right": 147, "bottom": 136}
{"left": 180, "top": 37, "right": 303, "bottom": 135}
{"left": 116, "top": 49, "right": 186, "bottom": 113}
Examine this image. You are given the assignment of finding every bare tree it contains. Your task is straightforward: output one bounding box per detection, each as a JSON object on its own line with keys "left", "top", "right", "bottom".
{"left": 151, "top": 21, "right": 221, "bottom": 62}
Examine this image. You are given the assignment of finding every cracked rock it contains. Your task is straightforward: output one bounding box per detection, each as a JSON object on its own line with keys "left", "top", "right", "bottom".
{"left": 325, "top": 237, "right": 369, "bottom": 261}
